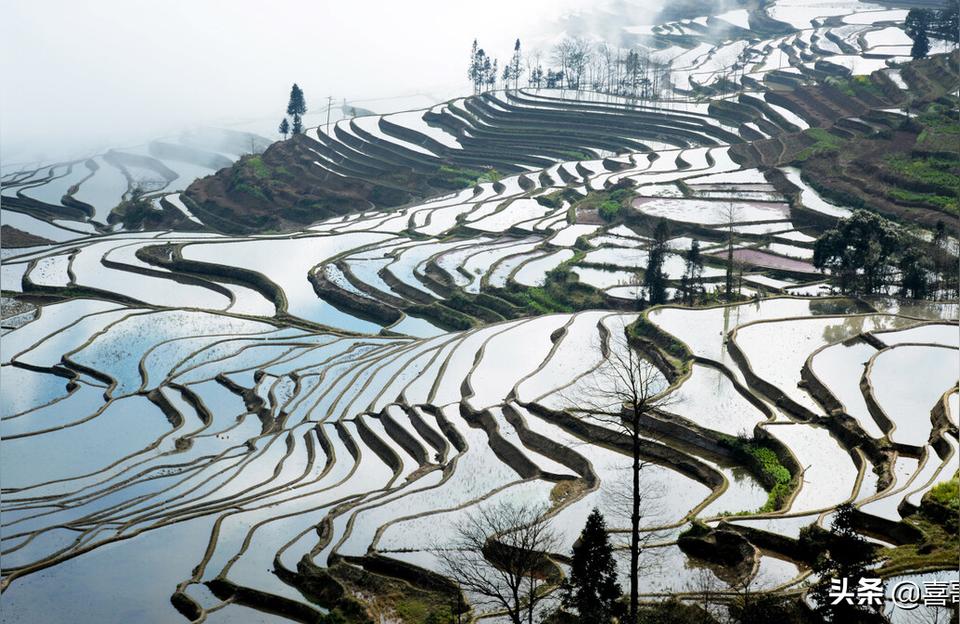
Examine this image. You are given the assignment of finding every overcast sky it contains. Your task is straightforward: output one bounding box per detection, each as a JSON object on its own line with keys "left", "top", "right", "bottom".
{"left": 2, "top": 0, "right": 650, "bottom": 163}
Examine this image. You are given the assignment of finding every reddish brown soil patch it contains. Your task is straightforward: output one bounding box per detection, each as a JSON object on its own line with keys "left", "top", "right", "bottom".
{"left": 711, "top": 248, "right": 818, "bottom": 273}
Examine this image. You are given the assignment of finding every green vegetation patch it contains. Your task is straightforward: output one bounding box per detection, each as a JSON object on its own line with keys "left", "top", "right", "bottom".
{"left": 244, "top": 155, "right": 271, "bottom": 179}
{"left": 795, "top": 128, "right": 845, "bottom": 161}
{"left": 491, "top": 260, "right": 605, "bottom": 316}
{"left": 393, "top": 598, "right": 453, "bottom": 624}
{"left": 790, "top": 97, "right": 960, "bottom": 224}
{"left": 628, "top": 315, "right": 691, "bottom": 366}
{"left": 428, "top": 164, "right": 487, "bottom": 189}
{"left": 826, "top": 74, "right": 884, "bottom": 100}
{"left": 916, "top": 116, "right": 960, "bottom": 155}
{"left": 879, "top": 512, "right": 959, "bottom": 576}
{"left": 570, "top": 185, "right": 636, "bottom": 223}
{"left": 884, "top": 154, "right": 960, "bottom": 199}
{"left": 534, "top": 190, "right": 565, "bottom": 209}
{"left": 926, "top": 473, "right": 959, "bottom": 512}
{"left": 226, "top": 154, "right": 294, "bottom": 202}
{"left": 718, "top": 434, "right": 794, "bottom": 513}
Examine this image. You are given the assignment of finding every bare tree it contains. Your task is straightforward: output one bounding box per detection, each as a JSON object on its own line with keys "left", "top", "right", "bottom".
{"left": 551, "top": 37, "right": 592, "bottom": 90}
{"left": 685, "top": 567, "right": 728, "bottom": 622}
{"left": 899, "top": 603, "right": 958, "bottom": 624}
{"left": 561, "top": 323, "right": 674, "bottom": 622}
{"left": 567, "top": 37, "right": 592, "bottom": 90}
{"left": 551, "top": 39, "right": 573, "bottom": 89}
{"left": 437, "top": 501, "right": 561, "bottom": 624}
{"left": 723, "top": 201, "right": 741, "bottom": 301}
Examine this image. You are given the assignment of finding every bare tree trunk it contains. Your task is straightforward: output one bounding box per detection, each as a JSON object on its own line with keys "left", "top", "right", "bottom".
{"left": 724, "top": 201, "right": 737, "bottom": 301}
{"left": 725, "top": 241, "right": 733, "bottom": 300}
{"left": 630, "top": 417, "right": 641, "bottom": 622}
{"left": 557, "top": 325, "right": 673, "bottom": 623}
{"left": 511, "top": 587, "right": 522, "bottom": 624}
{"left": 527, "top": 574, "right": 535, "bottom": 624}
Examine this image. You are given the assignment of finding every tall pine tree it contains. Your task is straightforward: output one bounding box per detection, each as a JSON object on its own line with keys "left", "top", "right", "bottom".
{"left": 286, "top": 84, "right": 307, "bottom": 135}
{"left": 911, "top": 29, "right": 930, "bottom": 59}
{"left": 804, "top": 503, "right": 885, "bottom": 623}
{"left": 561, "top": 508, "right": 622, "bottom": 623}
{"left": 510, "top": 39, "right": 523, "bottom": 91}
{"left": 681, "top": 240, "right": 703, "bottom": 304}
{"left": 906, "top": 9, "right": 932, "bottom": 59}
{"left": 644, "top": 219, "right": 669, "bottom": 305}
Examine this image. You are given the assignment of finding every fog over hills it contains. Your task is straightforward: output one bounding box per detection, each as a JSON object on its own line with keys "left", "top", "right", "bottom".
{"left": 1, "top": 0, "right": 689, "bottom": 164}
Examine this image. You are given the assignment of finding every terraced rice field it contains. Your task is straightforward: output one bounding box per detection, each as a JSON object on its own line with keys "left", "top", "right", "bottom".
{"left": 2, "top": 1, "right": 959, "bottom": 622}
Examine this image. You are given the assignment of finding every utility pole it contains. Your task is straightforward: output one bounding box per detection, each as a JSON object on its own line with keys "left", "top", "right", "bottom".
{"left": 325, "top": 95, "right": 333, "bottom": 135}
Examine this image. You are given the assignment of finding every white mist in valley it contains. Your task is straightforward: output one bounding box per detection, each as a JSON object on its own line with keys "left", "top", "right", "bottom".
{"left": 1, "top": 0, "right": 670, "bottom": 165}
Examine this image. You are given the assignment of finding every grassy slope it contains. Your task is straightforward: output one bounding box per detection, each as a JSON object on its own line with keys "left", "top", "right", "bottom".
{"left": 794, "top": 101, "right": 960, "bottom": 224}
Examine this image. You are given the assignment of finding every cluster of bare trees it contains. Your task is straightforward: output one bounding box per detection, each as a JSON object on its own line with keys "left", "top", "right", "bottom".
{"left": 437, "top": 501, "right": 559, "bottom": 624}
{"left": 469, "top": 36, "right": 675, "bottom": 100}
{"left": 438, "top": 324, "right": 675, "bottom": 622}
{"left": 555, "top": 40, "right": 674, "bottom": 99}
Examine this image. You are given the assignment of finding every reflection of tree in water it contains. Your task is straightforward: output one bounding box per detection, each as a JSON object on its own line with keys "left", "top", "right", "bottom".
{"left": 722, "top": 298, "right": 762, "bottom": 344}
{"left": 599, "top": 464, "right": 668, "bottom": 578}
{"left": 808, "top": 298, "right": 864, "bottom": 317}
{"left": 871, "top": 297, "right": 960, "bottom": 323}
{"left": 728, "top": 465, "right": 754, "bottom": 485}
{"left": 822, "top": 315, "right": 867, "bottom": 344}
{"left": 870, "top": 314, "right": 916, "bottom": 331}
{"left": 821, "top": 313, "right": 920, "bottom": 343}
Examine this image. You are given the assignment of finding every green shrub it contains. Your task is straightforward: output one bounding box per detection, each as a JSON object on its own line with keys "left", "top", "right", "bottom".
{"left": 573, "top": 235, "right": 592, "bottom": 251}
{"left": 430, "top": 164, "right": 485, "bottom": 189}
{"left": 679, "top": 520, "right": 711, "bottom": 539}
{"left": 718, "top": 435, "right": 795, "bottom": 513}
{"left": 599, "top": 200, "right": 621, "bottom": 221}
{"left": 244, "top": 155, "right": 270, "bottom": 179}
{"left": 628, "top": 316, "right": 690, "bottom": 363}
{"left": 926, "top": 473, "right": 959, "bottom": 512}
{"left": 232, "top": 182, "right": 268, "bottom": 201}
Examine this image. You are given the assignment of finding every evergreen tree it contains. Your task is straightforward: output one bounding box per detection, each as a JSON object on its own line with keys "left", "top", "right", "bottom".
{"left": 813, "top": 209, "right": 902, "bottom": 295}
{"left": 906, "top": 9, "right": 932, "bottom": 59}
{"left": 468, "top": 39, "right": 483, "bottom": 94}
{"left": 286, "top": 84, "right": 307, "bottom": 134}
{"left": 509, "top": 39, "right": 523, "bottom": 91}
{"left": 529, "top": 65, "right": 544, "bottom": 88}
{"left": 644, "top": 219, "right": 669, "bottom": 305}
{"left": 486, "top": 58, "right": 498, "bottom": 91}
{"left": 899, "top": 246, "right": 932, "bottom": 299}
{"left": 681, "top": 240, "right": 703, "bottom": 304}
{"left": 911, "top": 29, "right": 930, "bottom": 59}
{"left": 803, "top": 504, "right": 885, "bottom": 623}
{"left": 560, "top": 509, "right": 623, "bottom": 623}
{"left": 934, "top": 0, "right": 959, "bottom": 42}
{"left": 278, "top": 117, "right": 290, "bottom": 140}
{"left": 932, "top": 220, "right": 947, "bottom": 296}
